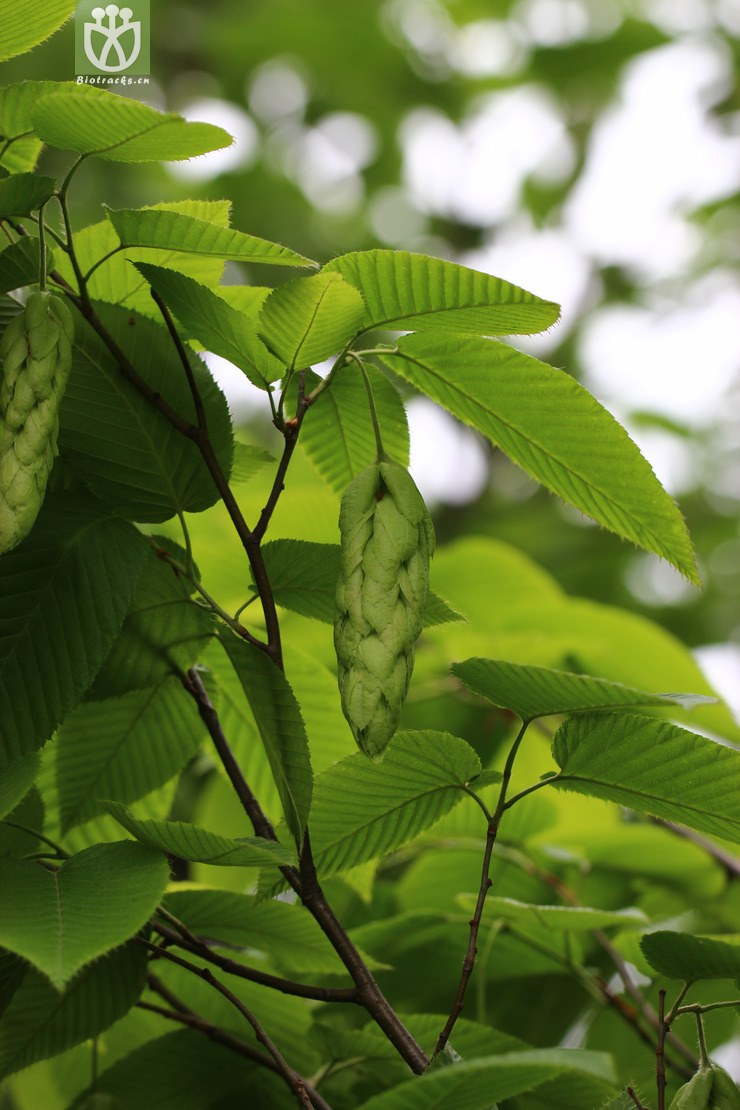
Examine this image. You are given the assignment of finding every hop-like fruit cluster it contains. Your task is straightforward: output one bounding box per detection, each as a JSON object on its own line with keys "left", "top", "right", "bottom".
{"left": 0, "top": 291, "right": 74, "bottom": 553}
{"left": 669, "top": 1063, "right": 740, "bottom": 1108}
{"left": 334, "top": 459, "right": 435, "bottom": 760}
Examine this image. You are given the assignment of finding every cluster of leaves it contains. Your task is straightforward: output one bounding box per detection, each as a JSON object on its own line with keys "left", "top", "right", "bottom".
{"left": 1, "top": 12, "right": 740, "bottom": 1110}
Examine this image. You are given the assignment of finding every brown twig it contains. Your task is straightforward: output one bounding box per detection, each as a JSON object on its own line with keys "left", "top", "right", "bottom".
{"left": 657, "top": 989, "right": 667, "bottom": 1110}
{"left": 298, "top": 833, "right": 430, "bottom": 1074}
{"left": 434, "top": 721, "right": 528, "bottom": 1057}
{"left": 137, "top": 1000, "right": 333, "bottom": 1110}
{"left": 183, "top": 668, "right": 291, "bottom": 850}
{"left": 183, "top": 668, "right": 429, "bottom": 1075}
{"left": 152, "top": 919, "right": 358, "bottom": 1005}
{"left": 433, "top": 818, "right": 497, "bottom": 1056}
{"left": 151, "top": 288, "right": 208, "bottom": 433}
{"left": 142, "top": 941, "right": 313, "bottom": 1109}
{"left": 627, "top": 1087, "right": 649, "bottom": 1109}
{"left": 252, "top": 369, "right": 309, "bottom": 543}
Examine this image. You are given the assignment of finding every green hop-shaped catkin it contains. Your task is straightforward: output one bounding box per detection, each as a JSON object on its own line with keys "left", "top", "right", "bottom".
{"left": 0, "top": 290, "right": 74, "bottom": 553}
{"left": 334, "top": 459, "right": 435, "bottom": 760}
{"left": 669, "top": 1064, "right": 740, "bottom": 1109}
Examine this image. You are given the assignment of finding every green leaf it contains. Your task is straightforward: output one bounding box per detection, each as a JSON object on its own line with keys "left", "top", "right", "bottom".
{"left": 106, "top": 206, "right": 316, "bottom": 267}
{"left": 0, "top": 237, "right": 46, "bottom": 294}
{"left": 0, "top": 2, "right": 73, "bottom": 64}
{"left": 552, "top": 713, "right": 740, "bottom": 842}
{"left": 164, "top": 887, "right": 353, "bottom": 975}
{"left": 0, "top": 172, "right": 55, "bottom": 217}
{"left": 641, "top": 931, "right": 740, "bottom": 982}
{"left": 306, "top": 730, "right": 481, "bottom": 878}
{"left": 0, "top": 82, "right": 65, "bottom": 172}
{"left": 423, "top": 591, "right": 465, "bottom": 627}
{"left": 381, "top": 334, "right": 698, "bottom": 584}
{"left": 429, "top": 537, "right": 737, "bottom": 743}
{"left": 104, "top": 803, "right": 296, "bottom": 868}
{"left": 74, "top": 1029, "right": 253, "bottom": 1110}
{"left": 0, "top": 788, "right": 43, "bottom": 857}
{"left": 456, "top": 895, "right": 648, "bottom": 931}
{"left": 230, "top": 441, "right": 275, "bottom": 484}
{"left": 0, "top": 492, "right": 148, "bottom": 761}
{"left": 132, "top": 262, "right": 281, "bottom": 388}
{"left": 53, "top": 199, "right": 233, "bottom": 312}
{"left": 324, "top": 250, "right": 560, "bottom": 336}
{"left": 59, "top": 303, "right": 233, "bottom": 521}
{"left": 452, "top": 658, "right": 712, "bottom": 723}
{"left": 89, "top": 542, "right": 215, "bottom": 698}
{"left": 258, "top": 271, "right": 365, "bottom": 368}
{"left": 56, "top": 678, "right": 206, "bottom": 832}
{"left": 0, "top": 752, "right": 39, "bottom": 820}
{"left": 31, "top": 87, "right": 232, "bottom": 163}
{"left": 0, "top": 943, "right": 146, "bottom": 1079}
{"left": 297, "top": 361, "right": 409, "bottom": 495}
{"left": 0, "top": 842, "right": 168, "bottom": 988}
{"left": 357, "top": 1051, "right": 602, "bottom": 1109}
{"left": 255, "top": 539, "right": 457, "bottom": 628}
{"left": 216, "top": 632, "right": 313, "bottom": 848}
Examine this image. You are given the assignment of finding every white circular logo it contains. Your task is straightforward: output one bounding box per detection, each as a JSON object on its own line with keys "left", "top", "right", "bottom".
{"left": 83, "top": 4, "right": 141, "bottom": 72}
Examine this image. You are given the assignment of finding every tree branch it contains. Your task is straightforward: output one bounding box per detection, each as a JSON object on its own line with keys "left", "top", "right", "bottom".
{"left": 434, "top": 722, "right": 529, "bottom": 1057}
{"left": 152, "top": 920, "right": 358, "bottom": 1005}
{"left": 657, "top": 989, "right": 667, "bottom": 1110}
{"left": 143, "top": 941, "right": 313, "bottom": 1109}
{"left": 181, "top": 669, "right": 428, "bottom": 1073}
{"left": 138, "top": 1000, "right": 333, "bottom": 1110}
{"left": 183, "top": 668, "right": 293, "bottom": 850}
{"left": 298, "top": 834, "right": 430, "bottom": 1074}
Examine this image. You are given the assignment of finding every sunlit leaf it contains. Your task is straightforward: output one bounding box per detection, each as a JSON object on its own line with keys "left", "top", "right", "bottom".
{"left": 381, "top": 335, "right": 698, "bottom": 583}
{"left": 258, "top": 271, "right": 364, "bottom": 368}
{"left": 552, "top": 713, "right": 740, "bottom": 842}
{"left": 325, "top": 250, "right": 560, "bottom": 336}
{"left": 0, "top": 172, "right": 54, "bottom": 217}
{"left": 0, "top": 3, "right": 73, "bottom": 64}
{"left": 107, "top": 206, "right": 316, "bottom": 266}
{"left": 453, "top": 658, "right": 712, "bottom": 722}
{"left": 32, "top": 87, "right": 232, "bottom": 163}
{"left": 297, "top": 361, "right": 409, "bottom": 495}
{"left": 357, "top": 1049, "right": 613, "bottom": 1109}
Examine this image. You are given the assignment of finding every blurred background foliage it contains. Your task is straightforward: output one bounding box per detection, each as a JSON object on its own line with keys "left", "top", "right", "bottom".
{"left": 7, "top": 0, "right": 739, "bottom": 674}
